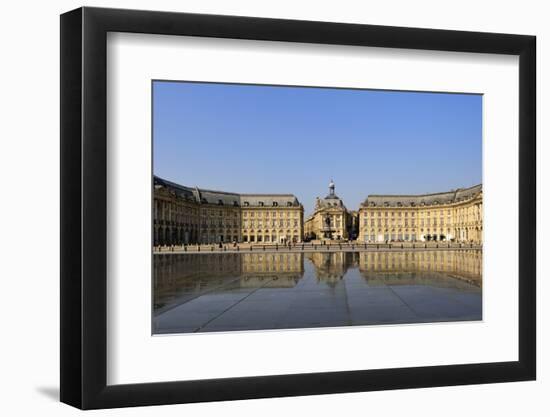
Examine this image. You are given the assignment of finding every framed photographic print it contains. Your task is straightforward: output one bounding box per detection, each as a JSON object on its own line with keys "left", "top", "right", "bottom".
{"left": 60, "top": 6, "right": 536, "bottom": 409}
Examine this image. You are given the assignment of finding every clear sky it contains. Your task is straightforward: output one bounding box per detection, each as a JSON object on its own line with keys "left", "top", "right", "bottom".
{"left": 153, "top": 81, "right": 482, "bottom": 216}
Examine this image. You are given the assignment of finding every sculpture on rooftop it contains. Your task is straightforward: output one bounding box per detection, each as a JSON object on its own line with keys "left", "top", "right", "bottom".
{"left": 329, "top": 179, "right": 335, "bottom": 197}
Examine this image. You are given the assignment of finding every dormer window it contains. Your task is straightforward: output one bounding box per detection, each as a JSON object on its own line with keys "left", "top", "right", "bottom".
{"left": 259, "top": 201, "right": 264, "bottom": 207}
{"left": 244, "top": 201, "right": 249, "bottom": 207}
{"left": 287, "top": 202, "right": 292, "bottom": 207}
{"left": 218, "top": 199, "right": 223, "bottom": 205}
{"left": 272, "top": 202, "right": 278, "bottom": 207}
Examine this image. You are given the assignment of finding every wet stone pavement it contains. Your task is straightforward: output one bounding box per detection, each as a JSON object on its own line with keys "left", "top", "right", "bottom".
{"left": 153, "top": 250, "right": 482, "bottom": 334}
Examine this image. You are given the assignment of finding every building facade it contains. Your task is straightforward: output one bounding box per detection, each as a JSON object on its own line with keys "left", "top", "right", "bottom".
{"left": 240, "top": 195, "right": 303, "bottom": 244}
{"left": 154, "top": 176, "right": 482, "bottom": 245}
{"left": 357, "top": 184, "right": 482, "bottom": 244}
{"left": 304, "top": 180, "right": 353, "bottom": 241}
{"left": 153, "top": 176, "right": 303, "bottom": 245}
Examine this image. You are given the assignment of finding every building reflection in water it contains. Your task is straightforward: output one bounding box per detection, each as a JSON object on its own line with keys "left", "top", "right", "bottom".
{"left": 305, "top": 252, "right": 358, "bottom": 284}
{"left": 358, "top": 250, "right": 481, "bottom": 286}
{"left": 154, "top": 252, "right": 304, "bottom": 310}
{"left": 154, "top": 250, "right": 481, "bottom": 312}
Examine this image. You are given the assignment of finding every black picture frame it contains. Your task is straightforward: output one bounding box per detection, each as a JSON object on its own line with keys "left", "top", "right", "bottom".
{"left": 60, "top": 6, "right": 536, "bottom": 410}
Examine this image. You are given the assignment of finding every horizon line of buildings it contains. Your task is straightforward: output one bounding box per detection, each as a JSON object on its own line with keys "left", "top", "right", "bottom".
{"left": 153, "top": 176, "right": 482, "bottom": 246}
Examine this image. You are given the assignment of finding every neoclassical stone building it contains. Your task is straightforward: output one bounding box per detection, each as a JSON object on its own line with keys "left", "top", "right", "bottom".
{"left": 304, "top": 180, "right": 353, "bottom": 241}
{"left": 357, "top": 184, "right": 482, "bottom": 244}
{"left": 240, "top": 195, "right": 304, "bottom": 244}
{"left": 153, "top": 176, "right": 303, "bottom": 245}
{"left": 155, "top": 176, "right": 482, "bottom": 245}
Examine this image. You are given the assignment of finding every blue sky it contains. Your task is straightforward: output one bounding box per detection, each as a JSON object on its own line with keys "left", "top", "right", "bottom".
{"left": 153, "top": 81, "right": 482, "bottom": 215}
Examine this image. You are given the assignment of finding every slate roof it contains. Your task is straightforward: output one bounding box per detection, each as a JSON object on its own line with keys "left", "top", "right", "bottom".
{"left": 154, "top": 176, "right": 302, "bottom": 207}
{"left": 317, "top": 195, "right": 346, "bottom": 209}
{"left": 153, "top": 176, "right": 196, "bottom": 201}
{"left": 362, "top": 184, "right": 482, "bottom": 207}
{"left": 239, "top": 194, "right": 301, "bottom": 207}
{"left": 195, "top": 188, "right": 241, "bottom": 206}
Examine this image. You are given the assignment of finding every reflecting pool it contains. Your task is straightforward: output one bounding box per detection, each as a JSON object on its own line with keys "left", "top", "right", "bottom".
{"left": 153, "top": 250, "right": 482, "bottom": 334}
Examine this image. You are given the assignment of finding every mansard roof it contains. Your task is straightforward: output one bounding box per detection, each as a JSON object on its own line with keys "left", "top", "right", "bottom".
{"left": 317, "top": 195, "right": 346, "bottom": 209}
{"left": 239, "top": 194, "right": 301, "bottom": 207}
{"left": 153, "top": 176, "right": 302, "bottom": 207}
{"left": 153, "top": 176, "right": 196, "bottom": 201}
{"left": 194, "top": 188, "right": 241, "bottom": 206}
{"left": 362, "top": 184, "right": 482, "bottom": 208}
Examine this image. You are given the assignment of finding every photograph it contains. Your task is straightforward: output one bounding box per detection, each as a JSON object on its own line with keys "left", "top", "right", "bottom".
{"left": 152, "top": 81, "right": 483, "bottom": 334}
{"left": 52, "top": 4, "right": 538, "bottom": 412}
